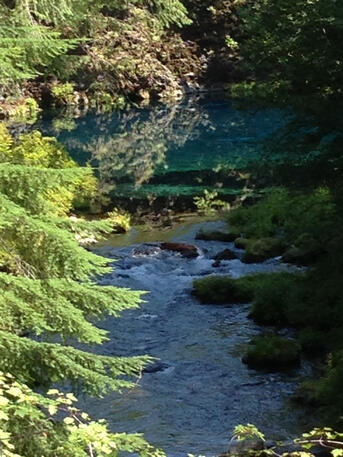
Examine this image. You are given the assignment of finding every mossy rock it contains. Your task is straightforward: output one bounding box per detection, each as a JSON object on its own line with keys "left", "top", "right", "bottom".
{"left": 242, "top": 237, "right": 285, "bottom": 263}
{"left": 234, "top": 237, "right": 250, "bottom": 249}
{"left": 242, "top": 335, "right": 301, "bottom": 370}
{"left": 282, "top": 246, "right": 321, "bottom": 266}
{"left": 195, "top": 230, "right": 239, "bottom": 242}
{"left": 192, "top": 275, "right": 253, "bottom": 305}
{"left": 282, "top": 235, "right": 323, "bottom": 266}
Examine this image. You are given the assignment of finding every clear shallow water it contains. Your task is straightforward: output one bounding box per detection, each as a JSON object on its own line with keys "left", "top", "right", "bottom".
{"left": 80, "top": 220, "right": 315, "bottom": 456}
{"left": 34, "top": 96, "right": 287, "bottom": 206}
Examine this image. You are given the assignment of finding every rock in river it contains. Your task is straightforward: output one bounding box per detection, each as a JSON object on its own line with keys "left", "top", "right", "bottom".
{"left": 221, "top": 437, "right": 265, "bottom": 456}
{"left": 160, "top": 242, "right": 199, "bottom": 258}
{"left": 213, "top": 249, "right": 238, "bottom": 262}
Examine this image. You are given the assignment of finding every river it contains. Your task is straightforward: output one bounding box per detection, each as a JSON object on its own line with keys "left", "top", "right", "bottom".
{"left": 77, "top": 218, "right": 314, "bottom": 456}
{"left": 36, "top": 96, "right": 315, "bottom": 455}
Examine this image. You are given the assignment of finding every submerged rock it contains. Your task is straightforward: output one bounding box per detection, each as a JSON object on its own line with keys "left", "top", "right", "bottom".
{"left": 160, "top": 242, "right": 199, "bottom": 258}
{"left": 143, "top": 361, "right": 169, "bottom": 374}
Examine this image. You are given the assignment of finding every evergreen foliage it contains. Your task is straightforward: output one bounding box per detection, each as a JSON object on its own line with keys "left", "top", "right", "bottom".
{"left": 0, "top": 0, "right": 191, "bottom": 89}
{"left": 234, "top": 0, "right": 343, "bottom": 123}
{"left": 0, "top": 124, "right": 161, "bottom": 456}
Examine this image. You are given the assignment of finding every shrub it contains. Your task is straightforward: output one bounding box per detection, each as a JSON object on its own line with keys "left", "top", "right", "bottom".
{"left": 249, "top": 272, "right": 304, "bottom": 326}
{"left": 192, "top": 275, "right": 254, "bottom": 304}
{"left": 51, "top": 83, "right": 75, "bottom": 105}
{"left": 107, "top": 209, "right": 131, "bottom": 233}
{"left": 227, "top": 187, "right": 335, "bottom": 247}
{"left": 242, "top": 335, "right": 301, "bottom": 370}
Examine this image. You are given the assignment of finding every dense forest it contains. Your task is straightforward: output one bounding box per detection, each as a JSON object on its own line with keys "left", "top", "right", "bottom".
{"left": 1, "top": 1, "right": 343, "bottom": 456}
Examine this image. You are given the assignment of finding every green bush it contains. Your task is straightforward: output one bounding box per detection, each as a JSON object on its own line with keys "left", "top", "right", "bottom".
{"left": 294, "top": 351, "right": 343, "bottom": 422}
{"left": 227, "top": 187, "right": 335, "bottom": 248}
{"left": 192, "top": 275, "right": 254, "bottom": 304}
{"left": 242, "top": 335, "right": 301, "bottom": 370}
{"left": 249, "top": 272, "right": 305, "bottom": 326}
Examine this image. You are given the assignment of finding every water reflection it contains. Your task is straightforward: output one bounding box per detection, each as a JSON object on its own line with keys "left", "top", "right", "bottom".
{"left": 36, "top": 97, "right": 285, "bottom": 209}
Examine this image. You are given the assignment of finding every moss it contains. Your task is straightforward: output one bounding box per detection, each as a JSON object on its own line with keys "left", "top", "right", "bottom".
{"left": 195, "top": 230, "right": 239, "bottom": 242}
{"left": 192, "top": 275, "right": 254, "bottom": 304}
{"left": 234, "top": 237, "right": 250, "bottom": 249}
{"left": 242, "top": 335, "right": 301, "bottom": 370}
{"left": 192, "top": 272, "right": 302, "bottom": 313}
{"left": 242, "top": 237, "right": 285, "bottom": 263}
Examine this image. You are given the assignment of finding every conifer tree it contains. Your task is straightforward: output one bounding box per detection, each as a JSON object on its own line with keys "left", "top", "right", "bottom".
{"left": 0, "top": 124, "right": 162, "bottom": 456}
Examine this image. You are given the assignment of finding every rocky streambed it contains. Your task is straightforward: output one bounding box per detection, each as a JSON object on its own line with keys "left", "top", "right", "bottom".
{"left": 80, "top": 218, "right": 317, "bottom": 457}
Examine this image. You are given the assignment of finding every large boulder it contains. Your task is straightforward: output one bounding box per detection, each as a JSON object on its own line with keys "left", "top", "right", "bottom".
{"left": 160, "top": 242, "right": 199, "bottom": 258}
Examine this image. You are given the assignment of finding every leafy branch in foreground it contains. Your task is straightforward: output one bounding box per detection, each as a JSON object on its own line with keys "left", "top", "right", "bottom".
{"left": 0, "top": 372, "right": 164, "bottom": 457}
{"left": 226, "top": 424, "right": 343, "bottom": 457}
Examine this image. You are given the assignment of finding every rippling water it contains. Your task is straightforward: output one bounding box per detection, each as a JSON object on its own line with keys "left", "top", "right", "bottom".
{"left": 79, "top": 220, "right": 315, "bottom": 456}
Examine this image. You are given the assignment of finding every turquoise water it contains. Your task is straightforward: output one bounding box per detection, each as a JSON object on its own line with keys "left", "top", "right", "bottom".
{"left": 35, "top": 96, "right": 287, "bottom": 207}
